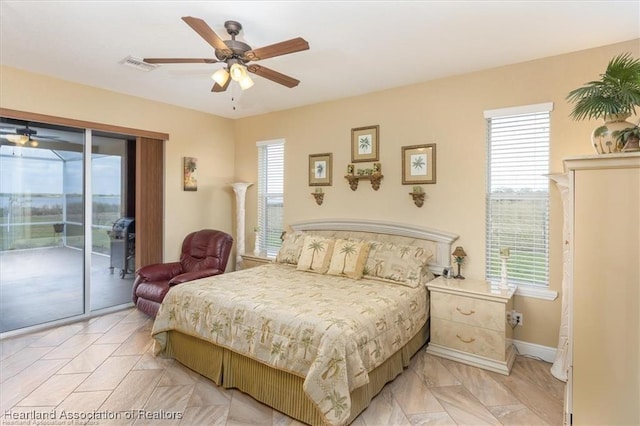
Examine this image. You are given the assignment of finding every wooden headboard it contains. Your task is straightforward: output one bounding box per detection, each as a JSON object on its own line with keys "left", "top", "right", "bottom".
{"left": 289, "top": 219, "right": 459, "bottom": 275}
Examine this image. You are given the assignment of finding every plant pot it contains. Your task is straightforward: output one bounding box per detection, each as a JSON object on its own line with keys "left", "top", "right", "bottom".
{"left": 622, "top": 135, "right": 640, "bottom": 152}
{"left": 591, "top": 114, "right": 635, "bottom": 154}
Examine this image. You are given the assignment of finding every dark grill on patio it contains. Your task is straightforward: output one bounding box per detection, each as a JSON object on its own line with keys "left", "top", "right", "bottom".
{"left": 108, "top": 217, "right": 135, "bottom": 278}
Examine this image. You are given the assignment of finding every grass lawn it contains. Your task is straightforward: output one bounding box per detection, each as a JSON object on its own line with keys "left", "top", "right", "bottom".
{"left": 1, "top": 214, "right": 114, "bottom": 254}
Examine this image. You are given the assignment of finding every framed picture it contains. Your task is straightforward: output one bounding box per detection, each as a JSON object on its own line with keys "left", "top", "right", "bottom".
{"left": 351, "top": 125, "right": 379, "bottom": 162}
{"left": 309, "top": 153, "right": 333, "bottom": 186}
{"left": 402, "top": 144, "right": 436, "bottom": 184}
{"left": 183, "top": 157, "right": 198, "bottom": 191}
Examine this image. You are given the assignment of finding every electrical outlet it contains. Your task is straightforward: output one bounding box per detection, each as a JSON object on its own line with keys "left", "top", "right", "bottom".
{"left": 507, "top": 310, "right": 523, "bottom": 327}
{"left": 513, "top": 312, "right": 523, "bottom": 326}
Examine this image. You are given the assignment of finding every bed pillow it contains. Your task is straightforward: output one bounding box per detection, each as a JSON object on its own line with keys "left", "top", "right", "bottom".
{"left": 326, "top": 239, "right": 370, "bottom": 279}
{"left": 296, "top": 235, "right": 335, "bottom": 274}
{"left": 363, "top": 241, "right": 433, "bottom": 287}
{"left": 275, "top": 231, "right": 306, "bottom": 266}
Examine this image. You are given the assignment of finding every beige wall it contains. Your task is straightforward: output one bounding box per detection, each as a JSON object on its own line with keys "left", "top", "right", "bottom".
{"left": 233, "top": 39, "right": 639, "bottom": 348}
{"left": 0, "top": 66, "right": 236, "bottom": 261}
{"left": 1, "top": 39, "right": 638, "bottom": 348}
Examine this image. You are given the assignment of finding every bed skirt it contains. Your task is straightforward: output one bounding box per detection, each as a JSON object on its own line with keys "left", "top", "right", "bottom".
{"left": 163, "top": 319, "right": 429, "bottom": 425}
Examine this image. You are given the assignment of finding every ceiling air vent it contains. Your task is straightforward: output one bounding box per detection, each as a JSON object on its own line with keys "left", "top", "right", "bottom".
{"left": 119, "top": 56, "right": 158, "bottom": 72}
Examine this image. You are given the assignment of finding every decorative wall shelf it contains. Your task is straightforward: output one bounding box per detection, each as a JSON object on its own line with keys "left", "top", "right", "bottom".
{"left": 345, "top": 172, "right": 384, "bottom": 191}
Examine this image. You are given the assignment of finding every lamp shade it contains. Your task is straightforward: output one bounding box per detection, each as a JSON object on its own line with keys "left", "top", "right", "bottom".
{"left": 229, "top": 63, "right": 248, "bottom": 82}
{"left": 212, "top": 68, "right": 230, "bottom": 86}
{"left": 6, "top": 134, "right": 29, "bottom": 145}
{"left": 452, "top": 246, "right": 467, "bottom": 258}
{"left": 239, "top": 75, "right": 254, "bottom": 90}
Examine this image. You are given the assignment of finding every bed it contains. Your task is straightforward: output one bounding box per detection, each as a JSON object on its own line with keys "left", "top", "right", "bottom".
{"left": 151, "top": 219, "right": 458, "bottom": 425}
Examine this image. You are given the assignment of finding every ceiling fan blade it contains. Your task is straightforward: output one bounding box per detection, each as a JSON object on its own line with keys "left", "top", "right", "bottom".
{"left": 247, "top": 64, "right": 300, "bottom": 88}
{"left": 245, "top": 37, "right": 309, "bottom": 61}
{"left": 211, "top": 78, "right": 231, "bottom": 92}
{"left": 32, "top": 135, "right": 60, "bottom": 140}
{"left": 182, "top": 16, "right": 231, "bottom": 56}
{"left": 143, "top": 58, "right": 218, "bottom": 64}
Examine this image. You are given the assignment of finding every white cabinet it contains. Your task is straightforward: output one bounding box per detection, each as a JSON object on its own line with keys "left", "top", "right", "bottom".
{"left": 426, "top": 276, "right": 516, "bottom": 375}
{"left": 564, "top": 154, "right": 640, "bottom": 425}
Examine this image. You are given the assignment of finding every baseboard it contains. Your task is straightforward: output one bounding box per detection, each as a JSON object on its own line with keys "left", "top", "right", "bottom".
{"left": 512, "top": 339, "right": 557, "bottom": 363}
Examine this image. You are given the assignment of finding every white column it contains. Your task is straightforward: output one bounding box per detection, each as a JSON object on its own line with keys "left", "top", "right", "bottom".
{"left": 231, "top": 182, "right": 253, "bottom": 263}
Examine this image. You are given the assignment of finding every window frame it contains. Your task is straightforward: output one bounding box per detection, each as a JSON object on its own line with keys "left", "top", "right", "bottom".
{"left": 256, "top": 138, "right": 285, "bottom": 259}
{"left": 484, "top": 102, "right": 556, "bottom": 296}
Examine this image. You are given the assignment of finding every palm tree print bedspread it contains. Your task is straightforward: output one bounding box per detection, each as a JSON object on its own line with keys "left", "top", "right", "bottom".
{"left": 151, "top": 263, "right": 427, "bottom": 425}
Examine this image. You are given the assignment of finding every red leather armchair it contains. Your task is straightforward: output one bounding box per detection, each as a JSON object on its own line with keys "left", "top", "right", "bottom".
{"left": 132, "top": 229, "right": 233, "bottom": 317}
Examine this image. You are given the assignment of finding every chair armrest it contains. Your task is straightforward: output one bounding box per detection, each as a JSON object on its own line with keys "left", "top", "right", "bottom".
{"left": 169, "top": 269, "right": 224, "bottom": 286}
{"left": 136, "top": 262, "right": 183, "bottom": 281}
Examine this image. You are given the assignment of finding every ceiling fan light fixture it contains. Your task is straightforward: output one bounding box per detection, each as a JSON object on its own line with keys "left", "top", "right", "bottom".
{"left": 239, "top": 75, "right": 254, "bottom": 90}
{"left": 145, "top": 17, "right": 310, "bottom": 93}
{"left": 229, "top": 62, "right": 248, "bottom": 82}
{"left": 6, "top": 134, "right": 29, "bottom": 145}
{"left": 212, "top": 68, "right": 230, "bottom": 86}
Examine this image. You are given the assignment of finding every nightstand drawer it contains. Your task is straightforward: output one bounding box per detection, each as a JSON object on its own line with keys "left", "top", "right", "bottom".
{"left": 431, "top": 317, "right": 505, "bottom": 361}
{"left": 431, "top": 291, "right": 505, "bottom": 332}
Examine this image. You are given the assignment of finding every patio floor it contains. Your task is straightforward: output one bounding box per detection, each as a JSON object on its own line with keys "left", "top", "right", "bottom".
{"left": 0, "top": 246, "right": 134, "bottom": 333}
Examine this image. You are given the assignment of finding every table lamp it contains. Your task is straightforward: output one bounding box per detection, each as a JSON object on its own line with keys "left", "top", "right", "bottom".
{"left": 452, "top": 246, "right": 467, "bottom": 279}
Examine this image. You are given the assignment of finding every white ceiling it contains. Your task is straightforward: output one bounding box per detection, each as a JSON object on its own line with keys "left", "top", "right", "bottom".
{"left": 1, "top": 1, "right": 639, "bottom": 119}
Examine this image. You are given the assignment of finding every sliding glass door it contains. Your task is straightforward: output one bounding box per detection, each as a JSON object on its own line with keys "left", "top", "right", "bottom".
{"left": 0, "top": 124, "right": 86, "bottom": 332}
{"left": 0, "top": 119, "right": 135, "bottom": 334}
{"left": 90, "top": 133, "right": 135, "bottom": 311}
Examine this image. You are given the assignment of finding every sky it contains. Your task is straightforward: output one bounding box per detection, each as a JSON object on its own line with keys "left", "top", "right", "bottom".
{"left": 0, "top": 145, "right": 122, "bottom": 195}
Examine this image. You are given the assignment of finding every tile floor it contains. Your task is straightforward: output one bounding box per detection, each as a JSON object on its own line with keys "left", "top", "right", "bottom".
{"left": 1, "top": 308, "right": 565, "bottom": 425}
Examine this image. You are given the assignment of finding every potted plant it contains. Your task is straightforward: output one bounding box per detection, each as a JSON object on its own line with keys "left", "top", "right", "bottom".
{"left": 566, "top": 52, "right": 640, "bottom": 154}
{"left": 614, "top": 125, "right": 640, "bottom": 152}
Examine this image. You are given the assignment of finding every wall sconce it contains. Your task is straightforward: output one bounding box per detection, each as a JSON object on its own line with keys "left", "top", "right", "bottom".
{"left": 410, "top": 186, "right": 425, "bottom": 207}
{"left": 311, "top": 188, "right": 324, "bottom": 205}
{"left": 452, "top": 246, "right": 467, "bottom": 279}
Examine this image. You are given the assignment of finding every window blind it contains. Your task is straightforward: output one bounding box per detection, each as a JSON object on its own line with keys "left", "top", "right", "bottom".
{"left": 485, "top": 106, "right": 551, "bottom": 287}
{"left": 257, "top": 140, "right": 284, "bottom": 258}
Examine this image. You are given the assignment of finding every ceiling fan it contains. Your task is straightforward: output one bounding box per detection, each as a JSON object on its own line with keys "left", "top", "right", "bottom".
{"left": 143, "top": 16, "right": 309, "bottom": 92}
{"left": 0, "top": 125, "right": 59, "bottom": 147}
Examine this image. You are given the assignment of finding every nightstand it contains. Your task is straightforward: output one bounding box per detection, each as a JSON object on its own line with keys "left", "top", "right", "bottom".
{"left": 237, "top": 253, "right": 272, "bottom": 270}
{"left": 426, "top": 276, "right": 517, "bottom": 375}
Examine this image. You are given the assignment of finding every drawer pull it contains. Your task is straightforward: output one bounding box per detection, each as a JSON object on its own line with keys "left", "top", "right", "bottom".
{"left": 456, "top": 334, "right": 475, "bottom": 344}
{"left": 456, "top": 307, "right": 475, "bottom": 316}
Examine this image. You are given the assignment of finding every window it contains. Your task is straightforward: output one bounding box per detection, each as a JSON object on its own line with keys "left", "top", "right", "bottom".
{"left": 485, "top": 103, "right": 553, "bottom": 287}
{"left": 257, "top": 139, "right": 284, "bottom": 258}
